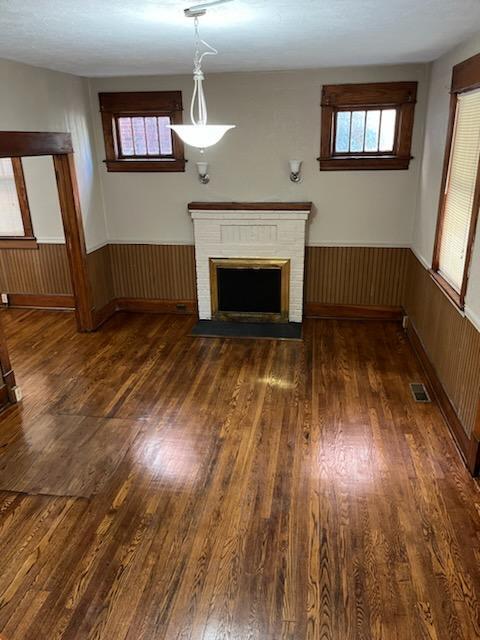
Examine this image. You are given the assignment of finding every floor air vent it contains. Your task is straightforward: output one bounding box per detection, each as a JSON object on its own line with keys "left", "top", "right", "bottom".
{"left": 410, "top": 382, "right": 431, "bottom": 403}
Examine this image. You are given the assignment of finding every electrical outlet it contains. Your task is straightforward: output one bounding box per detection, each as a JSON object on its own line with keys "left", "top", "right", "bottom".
{"left": 12, "top": 386, "right": 23, "bottom": 402}
{"left": 1, "top": 293, "right": 8, "bottom": 305}
{"left": 402, "top": 315, "right": 409, "bottom": 330}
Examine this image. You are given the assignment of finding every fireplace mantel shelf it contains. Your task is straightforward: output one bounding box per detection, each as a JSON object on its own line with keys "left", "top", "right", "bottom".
{"left": 188, "top": 202, "right": 312, "bottom": 212}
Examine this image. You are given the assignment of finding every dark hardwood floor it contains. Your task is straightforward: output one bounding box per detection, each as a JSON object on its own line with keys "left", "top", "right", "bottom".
{"left": 0, "top": 309, "right": 479, "bottom": 639}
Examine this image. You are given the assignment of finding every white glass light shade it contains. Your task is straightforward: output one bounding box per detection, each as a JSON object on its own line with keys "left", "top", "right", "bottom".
{"left": 196, "top": 161, "right": 209, "bottom": 176}
{"left": 168, "top": 124, "right": 235, "bottom": 149}
{"left": 289, "top": 159, "right": 302, "bottom": 173}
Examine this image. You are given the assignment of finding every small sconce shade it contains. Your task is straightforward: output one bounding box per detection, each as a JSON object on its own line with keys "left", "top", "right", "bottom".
{"left": 196, "top": 161, "right": 210, "bottom": 184}
{"left": 289, "top": 159, "right": 303, "bottom": 183}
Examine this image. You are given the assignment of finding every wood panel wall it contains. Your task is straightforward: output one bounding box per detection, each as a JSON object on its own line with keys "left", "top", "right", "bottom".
{"left": 404, "top": 251, "right": 480, "bottom": 437}
{"left": 2, "top": 243, "right": 413, "bottom": 315}
{"left": 87, "top": 245, "right": 114, "bottom": 311}
{"left": 305, "top": 246, "right": 409, "bottom": 306}
{"left": 0, "top": 244, "right": 72, "bottom": 295}
{"left": 93, "top": 244, "right": 408, "bottom": 306}
{"left": 109, "top": 244, "right": 197, "bottom": 300}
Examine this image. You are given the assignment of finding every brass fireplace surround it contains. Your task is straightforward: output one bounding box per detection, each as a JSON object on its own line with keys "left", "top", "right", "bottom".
{"left": 209, "top": 258, "right": 290, "bottom": 322}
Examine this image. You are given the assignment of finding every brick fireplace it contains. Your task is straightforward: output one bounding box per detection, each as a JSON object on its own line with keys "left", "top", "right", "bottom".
{"left": 188, "top": 202, "right": 312, "bottom": 323}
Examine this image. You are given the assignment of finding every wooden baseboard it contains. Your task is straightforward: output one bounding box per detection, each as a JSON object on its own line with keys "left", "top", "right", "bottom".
{"left": 93, "top": 299, "right": 117, "bottom": 330}
{"left": 94, "top": 299, "right": 397, "bottom": 326}
{"left": 0, "top": 384, "right": 9, "bottom": 412}
{"left": 407, "top": 322, "right": 480, "bottom": 475}
{"left": 7, "top": 293, "right": 75, "bottom": 310}
{"left": 91, "top": 297, "right": 198, "bottom": 330}
{"left": 304, "top": 303, "right": 403, "bottom": 320}
{"left": 116, "top": 298, "right": 198, "bottom": 315}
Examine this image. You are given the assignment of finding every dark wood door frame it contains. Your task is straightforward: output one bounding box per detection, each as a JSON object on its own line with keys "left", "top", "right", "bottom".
{"left": 0, "top": 315, "right": 16, "bottom": 404}
{"left": 0, "top": 132, "right": 94, "bottom": 331}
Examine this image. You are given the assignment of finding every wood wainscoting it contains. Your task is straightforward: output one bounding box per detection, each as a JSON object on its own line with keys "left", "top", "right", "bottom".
{"left": 87, "top": 244, "right": 197, "bottom": 328}
{"left": 88, "top": 244, "right": 409, "bottom": 326}
{"left": 86, "top": 244, "right": 409, "bottom": 327}
{"left": 4, "top": 244, "right": 409, "bottom": 326}
{"left": 0, "top": 243, "right": 75, "bottom": 310}
{"left": 87, "top": 244, "right": 114, "bottom": 312}
{"left": 404, "top": 251, "right": 480, "bottom": 473}
{"left": 304, "top": 246, "right": 409, "bottom": 318}
{"left": 109, "top": 244, "right": 196, "bottom": 300}
{"left": 0, "top": 243, "right": 72, "bottom": 295}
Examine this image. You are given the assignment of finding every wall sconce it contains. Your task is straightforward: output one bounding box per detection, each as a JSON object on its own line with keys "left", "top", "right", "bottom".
{"left": 196, "top": 161, "right": 210, "bottom": 184}
{"left": 289, "top": 159, "right": 303, "bottom": 183}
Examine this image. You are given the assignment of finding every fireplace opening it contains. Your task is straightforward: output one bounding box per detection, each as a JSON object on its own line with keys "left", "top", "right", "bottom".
{"left": 219, "top": 268, "right": 281, "bottom": 313}
{"left": 210, "top": 258, "right": 290, "bottom": 322}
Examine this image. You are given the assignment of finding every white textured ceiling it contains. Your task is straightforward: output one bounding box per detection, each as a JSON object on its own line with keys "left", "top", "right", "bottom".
{"left": 1, "top": 0, "right": 480, "bottom": 77}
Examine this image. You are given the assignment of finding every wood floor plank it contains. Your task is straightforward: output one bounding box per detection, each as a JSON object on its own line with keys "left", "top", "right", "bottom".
{"left": 0, "top": 413, "right": 144, "bottom": 498}
{"left": 0, "top": 309, "right": 479, "bottom": 638}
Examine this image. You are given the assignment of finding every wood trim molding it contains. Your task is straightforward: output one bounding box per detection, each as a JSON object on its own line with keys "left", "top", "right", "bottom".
{"left": 99, "top": 91, "right": 186, "bottom": 173}
{"left": 93, "top": 299, "right": 118, "bottom": 329}
{"left": 407, "top": 321, "right": 480, "bottom": 475}
{"left": 318, "top": 156, "right": 411, "bottom": 171}
{"left": 188, "top": 202, "right": 313, "bottom": 211}
{"left": 0, "top": 314, "right": 16, "bottom": 404}
{"left": 6, "top": 293, "right": 75, "bottom": 310}
{"left": 92, "top": 297, "right": 198, "bottom": 330}
{"left": 0, "top": 132, "right": 73, "bottom": 157}
{"left": 431, "top": 92, "right": 458, "bottom": 299}
{"left": 428, "top": 269, "right": 462, "bottom": 308}
{"left": 320, "top": 82, "right": 418, "bottom": 107}
{"left": 471, "top": 398, "right": 480, "bottom": 474}
{"left": 0, "top": 384, "right": 9, "bottom": 412}
{"left": 116, "top": 298, "right": 197, "bottom": 315}
{"left": 53, "top": 153, "right": 94, "bottom": 331}
{"left": 0, "top": 131, "right": 93, "bottom": 332}
{"left": 319, "top": 81, "right": 417, "bottom": 171}
{"left": 104, "top": 159, "right": 186, "bottom": 173}
{"left": 62, "top": 298, "right": 404, "bottom": 328}
{"left": 99, "top": 91, "right": 184, "bottom": 112}
{"left": 0, "top": 157, "right": 37, "bottom": 247}
{"left": 11, "top": 157, "right": 34, "bottom": 237}
{"left": 209, "top": 258, "right": 290, "bottom": 323}
{"left": 452, "top": 51, "right": 480, "bottom": 94}
{"left": 0, "top": 238, "right": 38, "bottom": 250}
{"left": 432, "top": 52, "right": 480, "bottom": 309}
{"left": 304, "top": 303, "right": 403, "bottom": 320}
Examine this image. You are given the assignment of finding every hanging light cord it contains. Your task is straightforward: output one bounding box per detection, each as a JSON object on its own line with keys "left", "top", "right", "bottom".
{"left": 190, "top": 16, "right": 218, "bottom": 126}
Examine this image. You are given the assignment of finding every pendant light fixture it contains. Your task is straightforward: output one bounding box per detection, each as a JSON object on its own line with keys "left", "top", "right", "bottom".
{"left": 168, "top": 0, "right": 236, "bottom": 151}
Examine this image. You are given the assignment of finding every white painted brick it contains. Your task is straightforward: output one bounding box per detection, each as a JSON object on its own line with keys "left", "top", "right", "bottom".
{"left": 190, "top": 208, "right": 310, "bottom": 322}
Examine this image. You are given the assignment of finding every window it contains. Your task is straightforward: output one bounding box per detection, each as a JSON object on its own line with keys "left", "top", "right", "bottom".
{"left": 0, "top": 157, "right": 36, "bottom": 248}
{"left": 319, "top": 82, "right": 417, "bottom": 170}
{"left": 432, "top": 52, "right": 480, "bottom": 308}
{"left": 99, "top": 92, "right": 185, "bottom": 172}
{"left": 116, "top": 116, "right": 173, "bottom": 158}
{"left": 334, "top": 109, "right": 397, "bottom": 154}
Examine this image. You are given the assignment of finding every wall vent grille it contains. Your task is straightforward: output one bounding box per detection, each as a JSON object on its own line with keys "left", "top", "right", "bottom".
{"left": 410, "top": 382, "right": 431, "bottom": 403}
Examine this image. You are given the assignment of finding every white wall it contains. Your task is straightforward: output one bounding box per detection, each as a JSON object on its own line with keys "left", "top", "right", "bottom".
{"left": 0, "top": 58, "right": 106, "bottom": 251}
{"left": 412, "top": 32, "right": 480, "bottom": 329}
{"left": 89, "top": 64, "right": 428, "bottom": 247}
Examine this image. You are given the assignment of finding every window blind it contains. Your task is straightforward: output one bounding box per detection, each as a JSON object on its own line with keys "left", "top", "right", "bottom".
{"left": 0, "top": 158, "right": 23, "bottom": 237}
{"left": 438, "top": 89, "right": 480, "bottom": 292}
